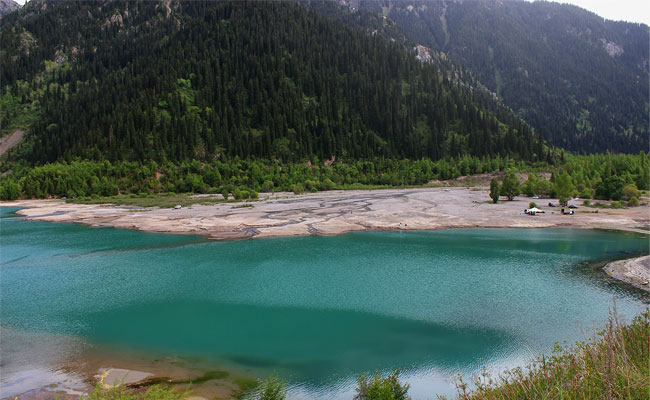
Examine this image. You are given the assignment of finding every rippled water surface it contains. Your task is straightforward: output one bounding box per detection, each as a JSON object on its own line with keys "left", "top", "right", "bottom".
{"left": 1, "top": 206, "right": 648, "bottom": 398}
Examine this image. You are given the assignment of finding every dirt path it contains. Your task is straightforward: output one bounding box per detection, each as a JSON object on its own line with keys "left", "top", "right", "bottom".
{"left": 0, "top": 129, "right": 25, "bottom": 157}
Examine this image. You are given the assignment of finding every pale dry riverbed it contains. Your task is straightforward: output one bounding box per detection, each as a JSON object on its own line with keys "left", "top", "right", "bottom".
{"left": 4, "top": 187, "right": 650, "bottom": 239}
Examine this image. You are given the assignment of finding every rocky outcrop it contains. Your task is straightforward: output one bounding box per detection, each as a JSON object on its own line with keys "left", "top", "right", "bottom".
{"left": 0, "top": 0, "right": 20, "bottom": 18}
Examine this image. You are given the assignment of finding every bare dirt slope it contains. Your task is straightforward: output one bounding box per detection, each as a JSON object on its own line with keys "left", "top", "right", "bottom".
{"left": 0, "top": 129, "right": 25, "bottom": 157}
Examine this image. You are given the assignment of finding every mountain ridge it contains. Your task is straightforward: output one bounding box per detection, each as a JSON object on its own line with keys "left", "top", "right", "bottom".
{"left": 344, "top": 0, "right": 649, "bottom": 153}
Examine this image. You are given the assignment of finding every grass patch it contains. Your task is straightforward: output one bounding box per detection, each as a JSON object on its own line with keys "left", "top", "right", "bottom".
{"left": 585, "top": 201, "right": 627, "bottom": 210}
{"left": 232, "top": 203, "right": 254, "bottom": 209}
{"left": 451, "top": 307, "right": 650, "bottom": 400}
{"left": 232, "top": 376, "right": 260, "bottom": 399}
{"left": 87, "top": 383, "right": 189, "bottom": 400}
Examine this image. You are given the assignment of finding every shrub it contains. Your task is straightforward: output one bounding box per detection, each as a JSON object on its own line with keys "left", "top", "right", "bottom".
{"left": 292, "top": 184, "right": 305, "bottom": 195}
{"left": 87, "top": 383, "right": 188, "bottom": 400}
{"left": 452, "top": 309, "right": 650, "bottom": 400}
{"left": 610, "top": 200, "right": 622, "bottom": 209}
{"left": 579, "top": 187, "right": 594, "bottom": 199}
{"left": 628, "top": 196, "right": 639, "bottom": 207}
{"left": 320, "top": 178, "right": 336, "bottom": 191}
{"left": 622, "top": 184, "right": 640, "bottom": 201}
{"left": 354, "top": 370, "right": 410, "bottom": 400}
{"left": 261, "top": 180, "right": 274, "bottom": 193}
{"left": 489, "top": 178, "right": 500, "bottom": 203}
{"left": 221, "top": 189, "right": 229, "bottom": 201}
{"left": 583, "top": 199, "right": 591, "bottom": 206}
{"left": 0, "top": 179, "right": 21, "bottom": 200}
{"left": 254, "top": 375, "right": 286, "bottom": 400}
{"left": 529, "top": 202, "right": 537, "bottom": 208}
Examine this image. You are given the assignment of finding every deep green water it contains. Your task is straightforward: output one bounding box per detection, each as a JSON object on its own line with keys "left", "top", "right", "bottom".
{"left": 1, "top": 206, "right": 648, "bottom": 399}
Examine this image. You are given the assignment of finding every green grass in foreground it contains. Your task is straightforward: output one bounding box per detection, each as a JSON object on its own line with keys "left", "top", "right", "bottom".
{"left": 86, "top": 384, "right": 189, "bottom": 400}
{"left": 450, "top": 307, "right": 650, "bottom": 400}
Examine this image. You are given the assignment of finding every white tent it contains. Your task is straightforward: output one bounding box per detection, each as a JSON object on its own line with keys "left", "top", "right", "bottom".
{"left": 526, "top": 207, "right": 545, "bottom": 214}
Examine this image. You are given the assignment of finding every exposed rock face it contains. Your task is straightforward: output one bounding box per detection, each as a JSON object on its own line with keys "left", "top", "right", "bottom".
{"left": 601, "top": 38, "right": 624, "bottom": 57}
{"left": 413, "top": 44, "right": 432, "bottom": 63}
{"left": 0, "top": 0, "right": 20, "bottom": 18}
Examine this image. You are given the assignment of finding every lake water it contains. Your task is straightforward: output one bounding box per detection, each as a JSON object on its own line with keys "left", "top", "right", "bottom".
{"left": 1, "top": 206, "right": 648, "bottom": 399}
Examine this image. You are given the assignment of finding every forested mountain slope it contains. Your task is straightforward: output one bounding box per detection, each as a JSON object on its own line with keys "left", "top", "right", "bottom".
{"left": 0, "top": 0, "right": 541, "bottom": 166}
{"left": 348, "top": 0, "right": 649, "bottom": 153}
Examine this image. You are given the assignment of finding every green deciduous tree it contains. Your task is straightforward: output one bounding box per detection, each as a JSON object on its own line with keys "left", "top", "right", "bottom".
{"left": 554, "top": 171, "right": 575, "bottom": 205}
{"left": 500, "top": 171, "right": 520, "bottom": 201}
{"left": 490, "top": 178, "right": 500, "bottom": 203}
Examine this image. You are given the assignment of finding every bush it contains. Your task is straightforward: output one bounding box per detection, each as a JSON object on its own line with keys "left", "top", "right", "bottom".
{"left": 579, "top": 187, "right": 594, "bottom": 199}
{"left": 622, "top": 184, "right": 640, "bottom": 201}
{"left": 452, "top": 310, "right": 650, "bottom": 400}
{"left": 354, "top": 370, "right": 410, "bottom": 400}
{"left": 254, "top": 375, "right": 286, "bottom": 400}
{"left": 628, "top": 196, "right": 639, "bottom": 207}
{"left": 489, "top": 178, "right": 500, "bottom": 203}
{"left": 610, "top": 200, "right": 622, "bottom": 209}
{"left": 320, "top": 178, "right": 336, "bottom": 191}
{"left": 261, "top": 180, "right": 274, "bottom": 193}
{"left": 304, "top": 179, "right": 319, "bottom": 192}
{"left": 529, "top": 202, "right": 537, "bottom": 208}
{"left": 292, "top": 184, "right": 305, "bottom": 195}
{"left": 583, "top": 199, "right": 591, "bottom": 206}
{"left": 87, "top": 383, "right": 188, "bottom": 400}
{"left": 221, "top": 189, "right": 229, "bottom": 201}
{"left": 0, "top": 179, "right": 21, "bottom": 200}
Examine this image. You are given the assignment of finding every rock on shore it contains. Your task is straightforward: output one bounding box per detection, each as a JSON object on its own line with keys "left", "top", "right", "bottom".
{"left": 604, "top": 255, "right": 650, "bottom": 292}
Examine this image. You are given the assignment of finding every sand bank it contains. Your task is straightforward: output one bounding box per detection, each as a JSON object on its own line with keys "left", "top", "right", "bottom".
{"left": 3, "top": 187, "right": 649, "bottom": 240}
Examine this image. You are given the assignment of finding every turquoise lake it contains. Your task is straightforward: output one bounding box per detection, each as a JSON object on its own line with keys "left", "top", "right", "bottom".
{"left": 1, "top": 206, "right": 648, "bottom": 399}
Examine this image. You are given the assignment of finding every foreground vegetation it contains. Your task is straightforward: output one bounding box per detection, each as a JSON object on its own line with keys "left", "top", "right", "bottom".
{"left": 83, "top": 308, "right": 648, "bottom": 400}
{"left": 452, "top": 308, "right": 650, "bottom": 400}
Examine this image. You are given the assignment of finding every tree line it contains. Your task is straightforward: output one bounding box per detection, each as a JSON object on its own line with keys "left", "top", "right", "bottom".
{"left": 1, "top": 153, "right": 647, "bottom": 202}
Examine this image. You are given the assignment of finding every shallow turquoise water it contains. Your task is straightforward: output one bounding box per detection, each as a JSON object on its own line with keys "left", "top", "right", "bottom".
{"left": 1, "top": 206, "right": 648, "bottom": 398}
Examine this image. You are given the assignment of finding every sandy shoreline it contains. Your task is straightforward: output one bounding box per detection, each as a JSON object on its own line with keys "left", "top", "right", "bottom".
{"left": 3, "top": 187, "right": 650, "bottom": 240}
